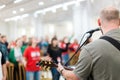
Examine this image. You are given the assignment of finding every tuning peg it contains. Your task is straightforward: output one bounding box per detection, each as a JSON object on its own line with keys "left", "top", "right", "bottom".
{"left": 43, "top": 66, "right": 47, "bottom": 70}
{"left": 46, "top": 67, "right": 50, "bottom": 71}
{"left": 45, "top": 61, "right": 47, "bottom": 64}
{"left": 49, "top": 61, "right": 51, "bottom": 64}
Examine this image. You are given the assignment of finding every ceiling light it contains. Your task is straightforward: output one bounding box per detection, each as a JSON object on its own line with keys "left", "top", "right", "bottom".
{"left": 12, "top": 16, "right": 21, "bottom": 20}
{"left": 20, "top": 8, "right": 24, "bottom": 12}
{"left": 13, "top": 10, "right": 17, "bottom": 14}
{"left": 35, "top": 0, "right": 85, "bottom": 15}
{"left": 39, "top": 2, "right": 44, "bottom": 6}
{"left": 22, "top": 14, "right": 29, "bottom": 18}
{"left": 5, "top": 14, "right": 29, "bottom": 22}
{"left": 14, "top": 0, "right": 23, "bottom": 3}
{"left": 0, "top": 5, "right": 6, "bottom": 10}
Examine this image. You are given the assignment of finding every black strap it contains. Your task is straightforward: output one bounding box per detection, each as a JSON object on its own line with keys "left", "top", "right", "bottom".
{"left": 100, "top": 36, "right": 120, "bottom": 51}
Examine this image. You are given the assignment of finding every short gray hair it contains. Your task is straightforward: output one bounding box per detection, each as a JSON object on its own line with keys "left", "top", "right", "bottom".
{"left": 100, "top": 7, "right": 120, "bottom": 21}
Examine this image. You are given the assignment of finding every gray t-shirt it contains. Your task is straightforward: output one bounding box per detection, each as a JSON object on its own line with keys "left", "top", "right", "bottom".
{"left": 73, "top": 29, "right": 120, "bottom": 80}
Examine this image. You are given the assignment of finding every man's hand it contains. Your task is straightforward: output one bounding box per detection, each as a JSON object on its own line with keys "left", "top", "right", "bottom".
{"left": 57, "top": 62, "right": 65, "bottom": 74}
{"left": 57, "top": 63, "right": 79, "bottom": 80}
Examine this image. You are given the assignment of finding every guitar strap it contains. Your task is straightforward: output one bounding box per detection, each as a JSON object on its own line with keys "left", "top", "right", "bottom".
{"left": 100, "top": 36, "right": 120, "bottom": 51}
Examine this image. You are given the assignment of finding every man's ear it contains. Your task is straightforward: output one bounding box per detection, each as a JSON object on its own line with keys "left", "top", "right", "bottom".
{"left": 98, "top": 19, "right": 101, "bottom": 26}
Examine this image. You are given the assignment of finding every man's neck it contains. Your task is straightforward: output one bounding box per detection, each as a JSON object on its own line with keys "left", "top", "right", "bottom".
{"left": 102, "top": 25, "right": 119, "bottom": 34}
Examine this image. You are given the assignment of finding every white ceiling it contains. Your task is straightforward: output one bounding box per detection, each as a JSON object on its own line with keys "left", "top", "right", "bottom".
{"left": 0, "top": 0, "right": 120, "bottom": 21}
{"left": 0, "top": 0, "right": 73, "bottom": 20}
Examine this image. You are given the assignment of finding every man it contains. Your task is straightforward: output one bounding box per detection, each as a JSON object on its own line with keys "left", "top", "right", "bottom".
{"left": 57, "top": 7, "right": 120, "bottom": 80}
{"left": 0, "top": 34, "right": 7, "bottom": 80}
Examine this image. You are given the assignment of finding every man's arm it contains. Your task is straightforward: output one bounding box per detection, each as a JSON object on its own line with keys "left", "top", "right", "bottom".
{"left": 62, "top": 70, "right": 79, "bottom": 80}
{"left": 57, "top": 48, "right": 93, "bottom": 80}
{"left": 2, "top": 64, "right": 7, "bottom": 80}
{"left": 57, "top": 63, "right": 79, "bottom": 80}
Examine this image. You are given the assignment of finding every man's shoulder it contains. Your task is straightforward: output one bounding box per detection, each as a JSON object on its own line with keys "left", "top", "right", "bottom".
{"left": 83, "top": 39, "right": 108, "bottom": 55}
{"left": 85, "top": 39, "right": 105, "bottom": 48}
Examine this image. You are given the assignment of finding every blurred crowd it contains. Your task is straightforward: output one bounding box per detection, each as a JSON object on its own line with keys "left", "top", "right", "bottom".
{"left": 0, "top": 33, "right": 91, "bottom": 80}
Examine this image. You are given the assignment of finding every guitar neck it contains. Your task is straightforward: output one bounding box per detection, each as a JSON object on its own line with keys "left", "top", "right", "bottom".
{"left": 52, "top": 63, "right": 73, "bottom": 71}
{"left": 36, "top": 60, "right": 74, "bottom": 71}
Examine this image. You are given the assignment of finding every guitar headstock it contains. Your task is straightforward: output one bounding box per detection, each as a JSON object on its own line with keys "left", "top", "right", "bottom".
{"left": 36, "top": 60, "right": 58, "bottom": 70}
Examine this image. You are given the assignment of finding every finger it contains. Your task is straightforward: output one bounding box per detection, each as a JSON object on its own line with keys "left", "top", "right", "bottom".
{"left": 58, "top": 62, "right": 61, "bottom": 66}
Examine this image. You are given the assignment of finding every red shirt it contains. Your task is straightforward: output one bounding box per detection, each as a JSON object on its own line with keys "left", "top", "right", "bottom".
{"left": 24, "top": 46, "right": 41, "bottom": 71}
{"left": 59, "top": 42, "right": 68, "bottom": 55}
{"left": 69, "top": 43, "right": 79, "bottom": 52}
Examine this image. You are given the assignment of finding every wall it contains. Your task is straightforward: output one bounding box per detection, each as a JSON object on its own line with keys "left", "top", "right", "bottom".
{"left": 44, "top": 21, "right": 73, "bottom": 40}
{"left": 0, "top": 20, "right": 9, "bottom": 39}
{"left": 2, "top": 17, "right": 101, "bottom": 42}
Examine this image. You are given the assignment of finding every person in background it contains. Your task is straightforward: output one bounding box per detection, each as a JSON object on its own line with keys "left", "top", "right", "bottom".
{"left": 69, "top": 39, "right": 79, "bottom": 52}
{"left": 1, "top": 35, "right": 9, "bottom": 52}
{"left": 0, "top": 35, "right": 9, "bottom": 64}
{"left": 57, "top": 7, "right": 120, "bottom": 80}
{"left": 8, "top": 38, "right": 25, "bottom": 80}
{"left": 41, "top": 36, "right": 49, "bottom": 56}
{"left": 38, "top": 36, "right": 49, "bottom": 57}
{"left": 68, "top": 39, "right": 79, "bottom": 65}
{"left": 22, "top": 35, "right": 28, "bottom": 46}
{"left": 21, "top": 35, "right": 28, "bottom": 53}
{"left": 0, "top": 33, "right": 7, "bottom": 80}
{"left": 37, "top": 38, "right": 42, "bottom": 49}
{"left": 47, "top": 37, "right": 69, "bottom": 80}
{"left": 8, "top": 40, "right": 16, "bottom": 49}
{"left": 23, "top": 37, "right": 41, "bottom": 80}
{"left": 59, "top": 37, "right": 69, "bottom": 65}
{"left": 1, "top": 36, "right": 8, "bottom": 48}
